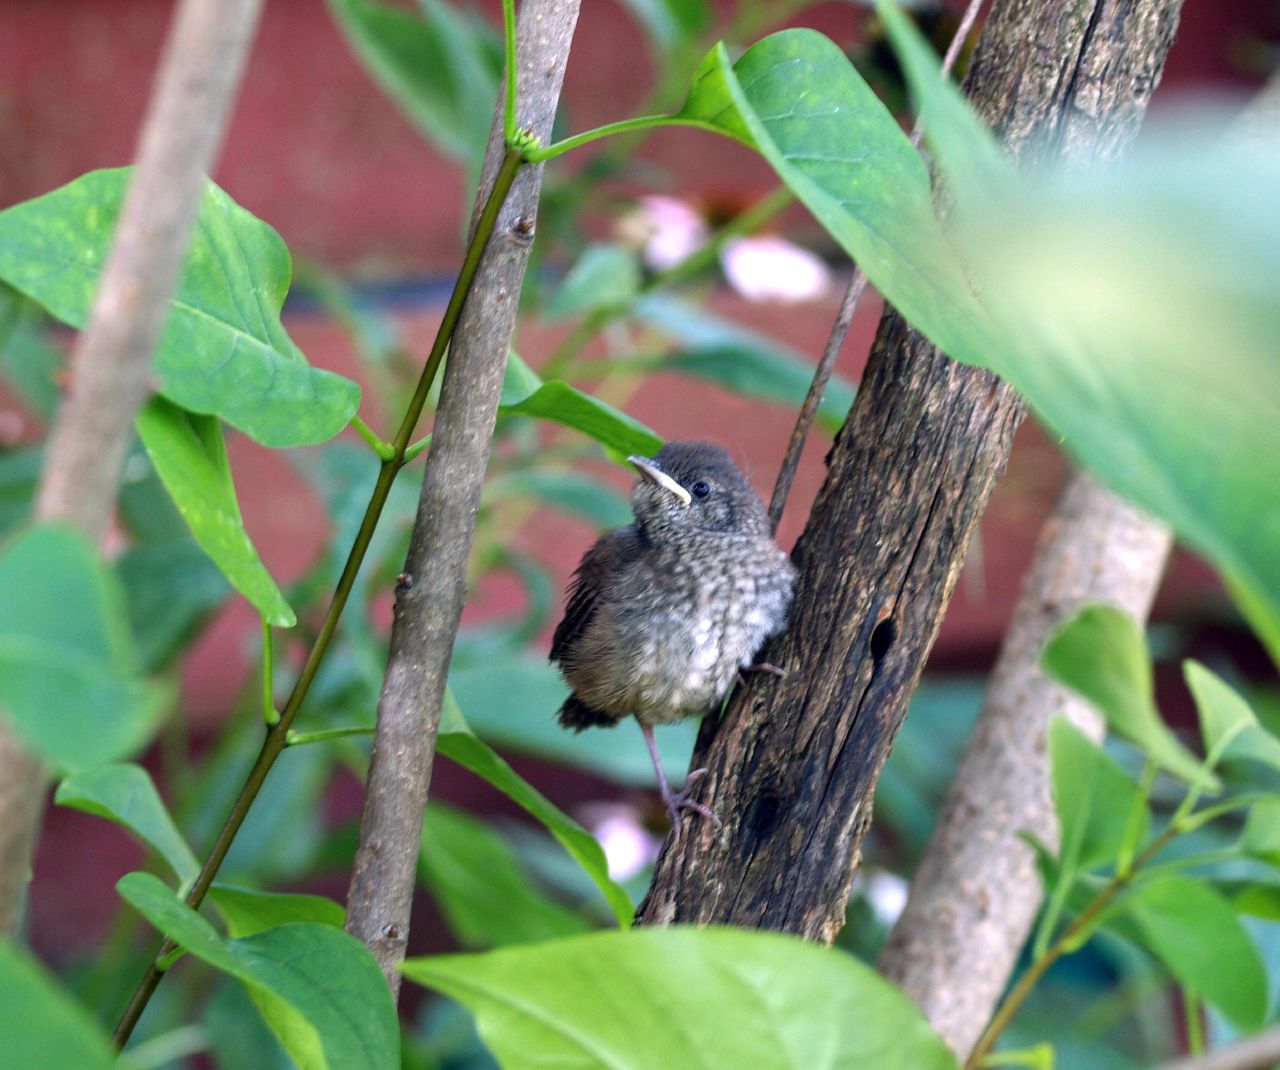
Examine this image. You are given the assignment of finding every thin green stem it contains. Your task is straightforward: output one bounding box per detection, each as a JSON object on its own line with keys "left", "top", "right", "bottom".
{"left": 260, "top": 619, "right": 278, "bottom": 726}
{"left": 1117, "top": 759, "right": 1157, "bottom": 876}
{"left": 351, "top": 413, "right": 395, "bottom": 460}
{"left": 404, "top": 432, "right": 433, "bottom": 464}
{"left": 286, "top": 725, "right": 376, "bottom": 746}
{"left": 502, "top": 0, "right": 518, "bottom": 144}
{"left": 1183, "top": 986, "right": 1205, "bottom": 1055}
{"left": 111, "top": 146, "right": 526, "bottom": 1052}
{"left": 966, "top": 823, "right": 1182, "bottom": 1068}
{"left": 523, "top": 115, "right": 709, "bottom": 163}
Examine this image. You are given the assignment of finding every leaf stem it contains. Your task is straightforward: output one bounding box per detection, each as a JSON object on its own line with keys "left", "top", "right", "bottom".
{"left": 260, "top": 618, "right": 277, "bottom": 726}
{"left": 522, "top": 115, "right": 712, "bottom": 163}
{"left": 286, "top": 725, "right": 376, "bottom": 746}
{"left": 110, "top": 145, "right": 526, "bottom": 1051}
{"left": 351, "top": 413, "right": 394, "bottom": 460}
{"left": 502, "top": 0, "right": 518, "bottom": 145}
{"left": 404, "top": 432, "right": 433, "bottom": 464}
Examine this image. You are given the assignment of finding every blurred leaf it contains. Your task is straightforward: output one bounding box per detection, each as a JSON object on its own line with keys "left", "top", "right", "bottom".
{"left": 1186, "top": 660, "right": 1280, "bottom": 774}
{"left": 327, "top": 0, "right": 500, "bottom": 168}
{"left": 118, "top": 872, "right": 398, "bottom": 1070}
{"left": 421, "top": 802, "right": 591, "bottom": 947}
{"left": 0, "top": 168, "right": 360, "bottom": 446}
{"left": 483, "top": 469, "right": 632, "bottom": 529}
{"left": 209, "top": 886, "right": 346, "bottom": 938}
{"left": 1044, "top": 606, "right": 1216, "bottom": 790}
{"left": 55, "top": 763, "right": 199, "bottom": 882}
{"left": 438, "top": 689, "right": 634, "bottom": 927}
{"left": 1241, "top": 801, "right": 1280, "bottom": 867}
{"left": 0, "top": 939, "right": 117, "bottom": 1070}
{"left": 137, "top": 397, "right": 294, "bottom": 627}
{"left": 117, "top": 538, "right": 230, "bottom": 671}
{"left": 634, "top": 296, "right": 855, "bottom": 432}
{"left": 0, "top": 284, "right": 61, "bottom": 419}
{"left": 545, "top": 244, "right": 641, "bottom": 320}
{"left": 403, "top": 927, "right": 959, "bottom": 1070}
{"left": 1125, "top": 876, "right": 1267, "bottom": 1030}
{"left": 0, "top": 524, "right": 165, "bottom": 772}
{"left": 1050, "top": 717, "right": 1147, "bottom": 874}
{"left": 499, "top": 351, "right": 545, "bottom": 407}
{"left": 448, "top": 644, "right": 698, "bottom": 786}
{"left": 205, "top": 980, "right": 293, "bottom": 1070}
{"left": 0, "top": 447, "right": 40, "bottom": 538}
{"left": 617, "top": 0, "right": 709, "bottom": 56}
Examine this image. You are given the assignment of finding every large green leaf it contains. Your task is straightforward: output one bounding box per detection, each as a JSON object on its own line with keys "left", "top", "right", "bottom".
{"left": 499, "top": 353, "right": 663, "bottom": 459}
{"left": 1049, "top": 718, "right": 1147, "bottom": 874}
{"left": 0, "top": 524, "right": 165, "bottom": 772}
{"left": 1124, "top": 876, "right": 1267, "bottom": 1030}
{"left": 327, "top": 0, "right": 500, "bottom": 167}
{"left": 0, "top": 168, "right": 359, "bottom": 446}
{"left": 137, "top": 397, "right": 294, "bottom": 627}
{"left": 209, "top": 885, "right": 346, "bottom": 937}
{"left": 55, "top": 763, "right": 199, "bottom": 882}
{"left": 403, "top": 927, "right": 959, "bottom": 1070}
{"left": 1043, "top": 606, "right": 1216, "bottom": 790}
{"left": 0, "top": 284, "right": 61, "bottom": 420}
{"left": 438, "top": 690, "right": 634, "bottom": 927}
{"left": 1185, "top": 660, "right": 1280, "bottom": 773}
{"left": 421, "top": 802, "right": 591, "bottom": 947}
{"left": 118, "top": 872, "right": 397, "bottom": 1070}
{"left": 0, "top": 939, "right": 117, "bottom": 1070}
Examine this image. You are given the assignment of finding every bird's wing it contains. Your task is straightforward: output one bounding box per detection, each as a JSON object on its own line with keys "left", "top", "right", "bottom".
{"left": 550, "top": 526, "right": 641, "bottom": 666}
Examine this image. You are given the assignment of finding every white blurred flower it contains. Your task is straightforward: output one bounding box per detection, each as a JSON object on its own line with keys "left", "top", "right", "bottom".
{"left": 586, "top": 804, "right": 658, "bottom": 880}
{"left": 632, "top": 194, "right": 711, "bottom": 272}
{"left": 861, "top": 868, "right": 909, "bottom": 928}
{"left": 721, "top": 235, "right": 832, "bottom": 303}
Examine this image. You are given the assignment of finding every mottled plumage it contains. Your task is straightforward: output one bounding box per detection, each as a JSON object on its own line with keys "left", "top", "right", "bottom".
{"left": 550, "top": 441, "right": 796, "bottom": 836}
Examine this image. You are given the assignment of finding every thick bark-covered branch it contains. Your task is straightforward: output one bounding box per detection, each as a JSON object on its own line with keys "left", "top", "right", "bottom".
{"left": 0, "top": 0, "right": 263, "bottom": 936}
{"left": 344, "top": 0, "right": 581, "bottom": 995}
{"left": 636, "top": 0, "right": 1182, "bottom": 935}
{"left": 878, "top": 474, "right": 1170, "bottom": 1055}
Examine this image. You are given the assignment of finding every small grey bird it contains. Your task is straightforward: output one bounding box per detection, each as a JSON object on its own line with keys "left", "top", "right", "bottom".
{"left": 550, "top": 440, "right": 797, "bottom": 839}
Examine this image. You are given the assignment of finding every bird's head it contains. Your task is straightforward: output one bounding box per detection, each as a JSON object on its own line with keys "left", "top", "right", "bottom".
{"left": 628, "top": 440, "right": 769, "bottom": 541}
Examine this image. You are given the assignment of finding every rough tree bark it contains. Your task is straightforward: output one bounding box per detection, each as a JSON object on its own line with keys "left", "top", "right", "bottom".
{"left": 636, "top": 0, "right": 1183, "bottom": 934}
{"left": 0, "top": 0, "right": 263, "bottom": 936}
{"left": 878, "top": 474, "right": 1171, "bottom": 1055}
{"left": 344, "top": 0, "right": 581, "bottom": 995}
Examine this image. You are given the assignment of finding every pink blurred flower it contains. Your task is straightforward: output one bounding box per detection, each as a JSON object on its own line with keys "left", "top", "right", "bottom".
{"left": 721, "top": 235, "right": 832, "bottom": 303}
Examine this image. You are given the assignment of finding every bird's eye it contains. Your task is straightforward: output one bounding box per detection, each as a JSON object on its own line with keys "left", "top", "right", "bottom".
{"left": 691, "top": 480, "right": 711, "bottom": 500}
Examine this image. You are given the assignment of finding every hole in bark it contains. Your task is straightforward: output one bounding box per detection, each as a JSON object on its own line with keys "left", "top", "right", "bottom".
{"left": 870, "top": 617, "right": 897, "bottom": 663}
{"left": 745, "top": 791, "right": 782, "bottom": 841}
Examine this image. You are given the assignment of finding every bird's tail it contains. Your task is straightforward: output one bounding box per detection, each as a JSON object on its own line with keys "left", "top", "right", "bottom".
{"left": 557, "top": 694, "right": 621, "bottom": 733}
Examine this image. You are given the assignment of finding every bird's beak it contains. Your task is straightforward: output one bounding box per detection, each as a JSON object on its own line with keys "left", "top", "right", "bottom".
{"left": 628, "top": 455, "right": 692, "bottom": 505}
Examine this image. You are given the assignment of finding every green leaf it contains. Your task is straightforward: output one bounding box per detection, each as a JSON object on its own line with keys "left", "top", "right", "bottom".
{"left": 1125, "top": 875, "right": 1267, "bottom": 1030}
{"left": 545, "top": 244, "right": 641, "bottom": 320}
{"left": 137, "top": 397, "right": 295, "bottom": 627}
{"left": 421, "top": 802, "right": 591, "bottom": 947}
{"left": 209, "top": 885, "right": 346, "bottom": 938}
{"left": 483, "top": 469, "right": 632, "bottom": 529}
{"left": 1049, "top": 717, "right": 1147, "bottom": 873}
{"left": 55, "top": 764, "right": 198, "bottom": 882}
{"left": 117, "top": 537, "right": 231, "bottom": 671}
{"left": 118, "top": 872, "right": 397, "bottom": 1070}
{"left": 617, "top": 0, "right": 709, "bottom": 56}
{"left": 1043, "top": 606, "right": 1216, "bottom": 790}
{"left": 0, "top": 284, "right": 61, "bottom": 420}
{"left": 438, "top": 690, "right": 634, "bottom": 927}
{"left": 0, "top": 939, "right": 117, "bottom": 1070}
{"left": 327, "top": 0, "right": 500, "bottom": 167}
{"left": 403, "top": 927, "right": 959, "bottom": 1070}
{"left": 500, "top": 379, "right": 663, "bottom": 460}
{"left": 1185, "top": 660, "right": 1280, "bottom": 773}
{"left": 0, "top": 168, "right": 359, "bottom": 446}
{"left": 1241, "top": 800, "right": 1280, "bottom": 867}
{"left": 0, "top": 447, "right": 41, "bottom": 539}
{"left": 0, "top": 524, "right": 165, "bottom": 772}
{"left": 634, "top": 296, "right": 855, "bottom": 432}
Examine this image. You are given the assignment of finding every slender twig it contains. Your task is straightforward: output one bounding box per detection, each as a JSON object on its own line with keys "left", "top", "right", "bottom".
{"left": 0, "top": 0, "right": 266, "bottom": 940}
{"left": 111, "top": 147, "right": 526, "bottom": 1051}
{"left": 964, "top": 822, "right": 1180, "bottom": 1068}
{"left": 1153, "top": 1025, "right": 1280, "bottom": 1070}
{"left": 768, "top": 0, "right": 984, "bottom": 533}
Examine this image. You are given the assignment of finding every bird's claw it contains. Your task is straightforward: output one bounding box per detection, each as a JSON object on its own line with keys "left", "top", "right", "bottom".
{"left": 662, "top": 768, "right": 721, "bottom": 844}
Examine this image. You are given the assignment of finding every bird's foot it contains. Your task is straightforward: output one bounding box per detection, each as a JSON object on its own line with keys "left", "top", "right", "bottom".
{"left": 737, "top": 661, "right": 786, "bottom": 688}
{"left": 661, "top": 768, "right": 721, "bottom": 844}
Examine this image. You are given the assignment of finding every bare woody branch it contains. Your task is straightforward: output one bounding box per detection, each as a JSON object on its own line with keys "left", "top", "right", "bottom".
{"left": 0, "top": 0, "right": 264, "bottom": 936}
{"left": 344, "top": 0, "right": 582, "bottom": 996}
{"left": 636, "top": 0, "right": 1182, "bottom": 938}
{"left": 1154, "top": 1026, "right": 1280, "bottom": 1070}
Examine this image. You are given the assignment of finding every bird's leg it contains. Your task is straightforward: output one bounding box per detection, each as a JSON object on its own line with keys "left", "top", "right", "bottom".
{"left": 737, "top": 661, "right": 786, "bottom": 688}
{"left": 640, "top": 722, "right": 720, "bottom": 843}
